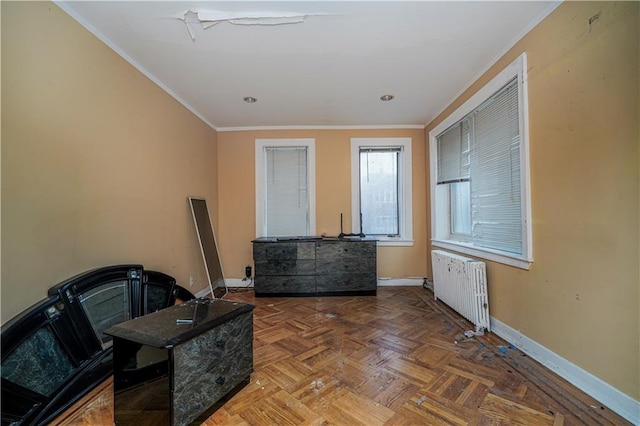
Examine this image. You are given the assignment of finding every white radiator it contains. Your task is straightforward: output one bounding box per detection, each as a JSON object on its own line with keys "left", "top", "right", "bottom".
{"left": 431, "top": 250, "right": 490, "bottom": 332}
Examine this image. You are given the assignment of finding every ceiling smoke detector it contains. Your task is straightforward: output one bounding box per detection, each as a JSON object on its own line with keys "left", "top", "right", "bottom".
{"left": 243, "top": 96, "right": 258, "bottom": 103}
{"left": 380, "top": 94, "right": 395, "bottom": 101}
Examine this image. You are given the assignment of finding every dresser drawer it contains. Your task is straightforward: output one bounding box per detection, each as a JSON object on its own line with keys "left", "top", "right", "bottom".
{"left": 254, "top": 276, "right": 316, "bottom": 294}
{"left": 253, "top": 242, "right": 315, "bottom": 261}
{"left": 315, "top": 241, "right": 376, "bottom": 259}
{"left": 254, "top": 259, "right": 316, "bottom": 276}
{"left": 316, "top": 273, "right": 377, "bottom": 293}
{"left": 315, "top": 256, "right": 376, "bottom": 275}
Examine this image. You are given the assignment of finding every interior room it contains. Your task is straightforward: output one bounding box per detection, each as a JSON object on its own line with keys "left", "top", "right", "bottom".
{"left": 1, "top": 1, "right": 638, "bottom": 424}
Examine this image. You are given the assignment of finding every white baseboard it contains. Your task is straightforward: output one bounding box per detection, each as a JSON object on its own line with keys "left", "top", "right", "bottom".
{"left": 195, "top": 279, "right": 253, "bottom": 296}
{"left": 377, "top": 277, "right": 424, "bottom": 287}
{"left": 226, "top": 278, "right": 254, "bottom": 288}
{"left": 224, "top": 277, "right": 423, "bottom": 288}
{"left": 490, "top": 316, "right": 639, "bottom": 424}
{"left": 194, "top": 287, "right": 211, "bottom": 298}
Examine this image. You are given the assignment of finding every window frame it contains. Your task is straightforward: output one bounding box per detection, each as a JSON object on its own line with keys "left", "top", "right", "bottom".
{"left": 428, "top": 53, "right": 533, "bottom": 269}
{"left": 255, "top": 138, "right": 316, "bottom": 238}
{"left": 351, "top": 137, "right": 413, "bottom": 247}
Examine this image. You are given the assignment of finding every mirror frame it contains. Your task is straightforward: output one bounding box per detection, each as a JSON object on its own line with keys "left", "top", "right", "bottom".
{"left": 188, "top": 196, "right": 228, "bottom": 299}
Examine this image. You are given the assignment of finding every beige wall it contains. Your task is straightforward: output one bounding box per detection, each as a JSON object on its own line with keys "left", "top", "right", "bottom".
{"left": 426, "top": 2, "right": 639, "bottom": 400}
{"left": 2, "top": 0, "right": 637, "bottom": 406}
{"left": 1, "top": 2, "right": 219, "bottom": 324}
{"left": 217, "top": 129, "right": 428, "bottom": 280}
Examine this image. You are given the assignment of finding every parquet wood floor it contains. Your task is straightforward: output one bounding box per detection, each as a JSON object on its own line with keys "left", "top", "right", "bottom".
{"left": 56, "top": 287, "right": 630, "bottom": 425}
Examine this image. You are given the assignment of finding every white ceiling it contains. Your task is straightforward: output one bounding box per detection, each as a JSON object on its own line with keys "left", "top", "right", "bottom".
{"left": 56, "top": 1, "right": 557, "bottom": 130}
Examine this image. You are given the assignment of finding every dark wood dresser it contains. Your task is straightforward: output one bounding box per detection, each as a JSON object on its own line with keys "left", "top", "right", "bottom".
{"left": 252, "top": 237, "right": 377, "bottom": 296}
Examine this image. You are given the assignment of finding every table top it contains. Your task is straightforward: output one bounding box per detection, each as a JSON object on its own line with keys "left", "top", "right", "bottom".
{"left": 105, "top": 298, "right": 254, "bottom": 348}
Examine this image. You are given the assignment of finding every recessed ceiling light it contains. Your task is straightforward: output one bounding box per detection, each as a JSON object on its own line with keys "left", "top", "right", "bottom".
{"left": 243, "top": 96, "right": 257, "bottom": 103}
{"left": 380, "top": 94, "right": 394, "bottom": 101}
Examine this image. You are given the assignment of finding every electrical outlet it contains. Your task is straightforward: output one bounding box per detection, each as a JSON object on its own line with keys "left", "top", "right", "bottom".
{"left": 189, "top": 276, "right": 195, "bottom": 287}
{"left": 245, "top": 266, "right": 252, "bottom": 279}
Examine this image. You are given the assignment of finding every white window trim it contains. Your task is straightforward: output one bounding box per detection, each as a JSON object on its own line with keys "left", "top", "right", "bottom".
{"left": 428, "top": 53, "right": 533, "bottom": 269}
{"left": 255, "top": 138, "right": 316, "bottom": 238}
{"left": 351, "top": 138, "right": 413, "bottom": 247}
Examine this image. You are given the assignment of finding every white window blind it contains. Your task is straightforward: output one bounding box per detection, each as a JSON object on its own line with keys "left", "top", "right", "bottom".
{"left": 264, "top": 147, "right": 309, "bottom": 236}
{"left": 437, "top": 119, "right": 470, "bottom": 184}
{"left": 472, "top": 79, "right": 521, "bottom": 254}
{"left": 436, "top": 77, "right": 523, "bottom": 255}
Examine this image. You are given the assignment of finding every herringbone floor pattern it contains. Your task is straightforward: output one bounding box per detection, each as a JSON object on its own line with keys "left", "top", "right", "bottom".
{"left": 55, "top": 287, "right": 630, "bottom": 425}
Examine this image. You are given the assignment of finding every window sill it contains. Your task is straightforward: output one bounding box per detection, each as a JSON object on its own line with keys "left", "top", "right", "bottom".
{"left": 431, "top": 239, "right": 532, "bottom": 270}
{"left": 376, "top": 238, "right": 414, "bottom": 247}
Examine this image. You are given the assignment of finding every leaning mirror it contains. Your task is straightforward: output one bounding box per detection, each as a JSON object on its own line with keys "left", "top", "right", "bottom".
{"left": 188, "top": 197, "right": 227, "bottom": 299}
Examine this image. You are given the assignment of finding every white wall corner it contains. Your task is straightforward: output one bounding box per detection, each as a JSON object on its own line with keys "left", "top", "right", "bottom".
{"left": 490, "top": 316, "right": 640, "bottom": 424}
